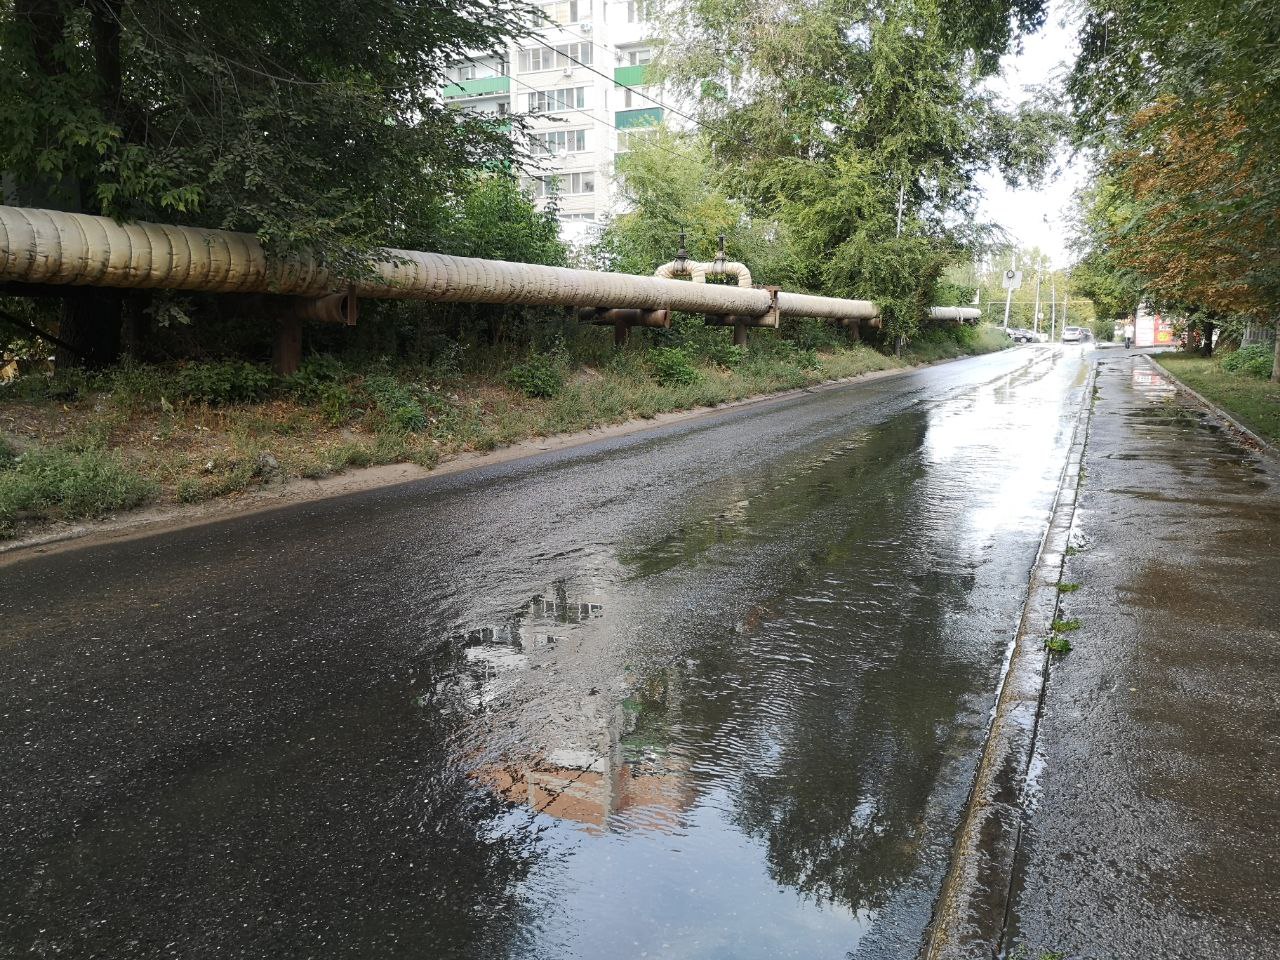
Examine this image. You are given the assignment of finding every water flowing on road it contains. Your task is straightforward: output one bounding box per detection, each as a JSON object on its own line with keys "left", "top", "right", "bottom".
{"left": 0, "top": 347, "right": 1090, "bottom": 959}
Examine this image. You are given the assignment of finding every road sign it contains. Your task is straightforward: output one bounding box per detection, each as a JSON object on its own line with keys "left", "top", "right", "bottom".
{"left": 1002, "top": 270, "right": 1023, "bottom": 290}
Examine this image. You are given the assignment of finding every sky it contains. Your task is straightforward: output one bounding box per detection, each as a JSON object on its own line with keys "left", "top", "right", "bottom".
{"left": 975, "top": 1, "right": 1087, "bottom": 268}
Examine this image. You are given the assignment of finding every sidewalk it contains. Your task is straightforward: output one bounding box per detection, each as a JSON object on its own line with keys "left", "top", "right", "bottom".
{"left": 1004, "top": 352, "right": 1280, "bottom": 958}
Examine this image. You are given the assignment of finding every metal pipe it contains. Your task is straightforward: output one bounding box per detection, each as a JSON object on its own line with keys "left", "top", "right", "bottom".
{"left": 574, "top": 307, "right": 670, "bottom": 329}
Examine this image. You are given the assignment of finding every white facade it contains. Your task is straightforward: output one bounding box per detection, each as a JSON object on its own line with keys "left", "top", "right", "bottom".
{"left": 440, "top": 0, "right": 672, "bottom": 243}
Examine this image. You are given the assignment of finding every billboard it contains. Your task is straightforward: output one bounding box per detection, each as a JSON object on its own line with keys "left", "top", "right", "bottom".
{"left": 1134, "top": 305, "right": 1176, "bottom": 347}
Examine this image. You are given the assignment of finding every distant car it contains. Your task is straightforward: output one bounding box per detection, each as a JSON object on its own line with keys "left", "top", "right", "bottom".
{"left": 1061, "top": 326, "right": 1085, "bottom": 343}
{"left": 1008, "top": 328, "right": 1037, "bottom": 343}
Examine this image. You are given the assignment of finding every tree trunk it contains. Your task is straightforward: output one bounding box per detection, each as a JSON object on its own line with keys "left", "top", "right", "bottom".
{"left": 1200, "top": 319, "right": 1216, "bottom": 357}
{"left": 1272, "top": 321, "right": 1280, "bottom": 384}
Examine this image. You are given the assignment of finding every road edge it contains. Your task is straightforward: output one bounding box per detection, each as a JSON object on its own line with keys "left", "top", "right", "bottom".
{"left": 1146, "top": 354, "right": 1280, "bottom": 460}
{"left": 0, "top": 349, "right": 1018, "bottom": 563}
{"left": 920, "top": 358, "right": 1097, "bottom": 960}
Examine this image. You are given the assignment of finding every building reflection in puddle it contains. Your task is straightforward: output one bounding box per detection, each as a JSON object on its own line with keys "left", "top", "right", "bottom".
{"left": 443, "top": 587, "right": 698, "bottom": 835}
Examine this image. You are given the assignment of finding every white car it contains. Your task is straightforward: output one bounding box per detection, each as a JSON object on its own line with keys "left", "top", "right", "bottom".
{"left": 1061, "top": 326, "right": 1085, "bottom": 343}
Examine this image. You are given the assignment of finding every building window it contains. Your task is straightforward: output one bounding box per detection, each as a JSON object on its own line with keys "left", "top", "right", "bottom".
{"left": 527, "top": 86, "right": 588, "bottom": 113}
{"left": 626, "top": 0, "right": 647, "bottom": 23}
{"left": 527, "top": 171, "right": 596, "bottom": 198}
{"left": 626, "top": 47, "right": 652, "bottom": 65}
{"left": 542, "top": 0, "right": 589, "bottom": 24}
{"left": 518, "top": 42, "right": 593, "bottom": 72}
{"left": 560, "top": 213, "right": 597, "bottom": 222}
{"left": 532, "top": 129, "right": 588, "bottom": 155}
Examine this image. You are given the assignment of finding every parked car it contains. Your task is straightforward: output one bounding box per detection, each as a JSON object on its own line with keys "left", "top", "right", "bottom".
{"left": 1008, "top": 328, "right": 1038, "bottom": 343}
{"left": 1061, "top": 325, "right": 1086, "bottom": 343}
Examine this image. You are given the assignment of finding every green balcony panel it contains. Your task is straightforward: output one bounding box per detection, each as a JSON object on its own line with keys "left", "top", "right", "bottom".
{"left": 442, "top": 76, "right": 511, "bottom": 98}
{"left": 613, "top": 64, "right": 650, "bottom": 87}
{"left": 615, "top": 107, "right": 663, "bottom": 129}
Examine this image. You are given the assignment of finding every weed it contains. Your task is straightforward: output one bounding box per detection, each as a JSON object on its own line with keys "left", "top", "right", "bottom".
{"left": 284, "top": 355, "right": 348, "bottom": 403}
{"left": 509, "top": 352, "right": 566, "bottom": 398}
{"left": 1066, "top": 545, "right": 1081, "bottom": 556}
{"left": 1052, "top": 618, "right": 1082, "bottom": 632}
{"left": 1221, "top": 343, "right": 1274, "bottom": 380}
{"left": 647, "top": 346, "right": 700, "bottom": 386}
{"left": 363, "top": 374, "right": 430, "bottom": 431}
{"left": 1046, "top": 634, "right": 1073, "bottom": 653}
{"left": 175, "top": 361, "right": 275, "bottom": 405}
{"left": 0, "top": 437, "right": 16, "bottom": 468}
{"left": 0, "top": 447, "right": 154, "bottom": 535}
{"left": 1058, "top": 582, "right": 1081, "bottom": 593}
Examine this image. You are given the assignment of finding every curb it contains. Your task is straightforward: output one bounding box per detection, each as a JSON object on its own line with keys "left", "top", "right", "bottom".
{"left": 1145, "top": 355, "right": 1280, "bottom": 461}
{"left": 921, "top": 360, "right": 1097, "bottom": 960}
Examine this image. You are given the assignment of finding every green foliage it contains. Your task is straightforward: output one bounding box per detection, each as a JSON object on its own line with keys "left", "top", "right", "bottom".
{"left": 1058, "top": 582, "right": 1081, "bottom": 593}
{"left": 1052, "top": 618, "right": 1082, "bottom": 632}
{"left": 0, "top": 0, "right": 539, "bottom": 270}
{"left": 647, "top": 347, "right": 700, "bottom": 386}
{"left": 1045, "top": 634, "right": 1072, "bottom": 653}
{"left": 508, "top": 353, "right": 566, "bottom": 398}
{"left": 0, "top": 436, "right": 15, "bottom": 468}
{"left": 0, "top": 446, "right": 154, "bottom": 535}
{"left": 642, "top": 0, "right": 1059, "bottom": 341}
{"left": 1221, "top": 344, "right": 1275, "bottom": 380}
{"left": 174, "top": 361, "right": 275, "bottom": 406}
{"left": 362, "top": 375, "right": 430, "bottom": 432}
{"left": 284, "top": 356, "right": 349, "bottom": 403}
{"left": 786, "top": 317, "right": 845, "bottom": 353}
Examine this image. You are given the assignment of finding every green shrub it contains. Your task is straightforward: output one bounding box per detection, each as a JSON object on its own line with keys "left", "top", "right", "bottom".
{"left": 362, "top": 374, "right": 429, "bottom": 431}
{"left": 786, "top": 316, "right": 844, "bottom": 352}
{"left": 175, "top": 361, "right": 275, "bottom": 405}
{"left": 285, "top": 355, "right": 349, "bottom": 403}
{"left": 0, "top": 447, "right": 154, "bottom": 535}
{"left": 705, "top": 341, "right": 748, "bottom": 369}
{"left": 0, "top": 437, "right": 15, "bottom": 469}
{"left": 647, "top": 346, "right": 699, "bottom": 386}
{"left": 1221, "top": 343, "right": 1274, "bottom": 380}
{"left": 509, "top": 353, "right": 566, "bottom": 398}
{"left": 318, "top": 383, "right": 359, "bottom": 426}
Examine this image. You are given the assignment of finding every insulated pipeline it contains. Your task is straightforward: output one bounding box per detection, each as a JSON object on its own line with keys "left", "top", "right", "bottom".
{"left": 0, "top": 205, "right": 970, "bottom": 327}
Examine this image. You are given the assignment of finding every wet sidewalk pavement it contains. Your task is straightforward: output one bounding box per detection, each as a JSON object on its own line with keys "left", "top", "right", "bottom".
{"left": 1004, "top": 352, "right": 1280, "bottom": 958}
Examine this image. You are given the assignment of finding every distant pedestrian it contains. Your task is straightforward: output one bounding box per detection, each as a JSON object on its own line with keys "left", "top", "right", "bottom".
{"left": 1123, "top": 320, "right": 1135, "bottom": 349}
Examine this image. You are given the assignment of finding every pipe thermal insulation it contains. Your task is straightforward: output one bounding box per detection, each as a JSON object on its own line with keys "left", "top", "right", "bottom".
{"left": 929, "top": 307, "right": 982, "bottom": 323}
{"left": 654, "top": 260, "right": 753, "bottom": 288}
{"left": 0, "top": 206, "right": 882, "bottom": 325}
{"left": 0, "top": 206, "right": 767, "bottom": 315}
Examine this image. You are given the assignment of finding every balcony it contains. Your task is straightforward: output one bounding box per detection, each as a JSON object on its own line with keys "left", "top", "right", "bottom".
{"left": 613, "top": 64, "right": 650, "bottom": 87}
{"left": 442, "top": 76, "right": 511, "bottom": 99}
{"left": 615, "top": 107, "right": 663, "bottom": 129}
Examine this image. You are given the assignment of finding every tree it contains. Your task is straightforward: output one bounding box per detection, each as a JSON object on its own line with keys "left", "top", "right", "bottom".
{"left": 1068, "top": 0, "right": 1280, "bottom": 373}
{"left": 649, "top": 0, "right": 1061, "bottom": 339}
{"left": 0, "top": 0, "right": 538, "bottom": 365}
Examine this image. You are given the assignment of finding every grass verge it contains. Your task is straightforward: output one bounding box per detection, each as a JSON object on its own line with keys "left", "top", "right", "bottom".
{"left": 0, "top": 326, "right": 1010, "bottom": 539}
{"left": 1155, "top": 352, "right": 1280, "bottom": 446}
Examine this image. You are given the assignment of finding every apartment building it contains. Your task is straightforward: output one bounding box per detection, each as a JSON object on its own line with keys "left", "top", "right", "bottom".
{"left": 439, "top": 0, "right": 672, "bottom": 241}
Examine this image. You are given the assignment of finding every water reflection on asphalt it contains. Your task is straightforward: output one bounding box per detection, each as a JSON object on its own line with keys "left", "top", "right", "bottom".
{"left": 426, "top": 350, "right": 1088, "bottom": 959}
{"left": 0, "top": 348, "right": 1087, "bottom": 959}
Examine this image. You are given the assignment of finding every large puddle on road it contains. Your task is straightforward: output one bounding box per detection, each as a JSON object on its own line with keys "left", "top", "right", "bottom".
{"left": 421, "top": 354, "right": 1087, "bottom": 959}
{"left": 0, "top": 351, "right": 1088, "bottom": 960}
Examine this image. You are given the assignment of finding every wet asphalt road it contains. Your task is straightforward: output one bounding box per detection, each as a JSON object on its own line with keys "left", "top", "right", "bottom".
{"left": 1, "top": 348, "right": 1089, "bottom": 960}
